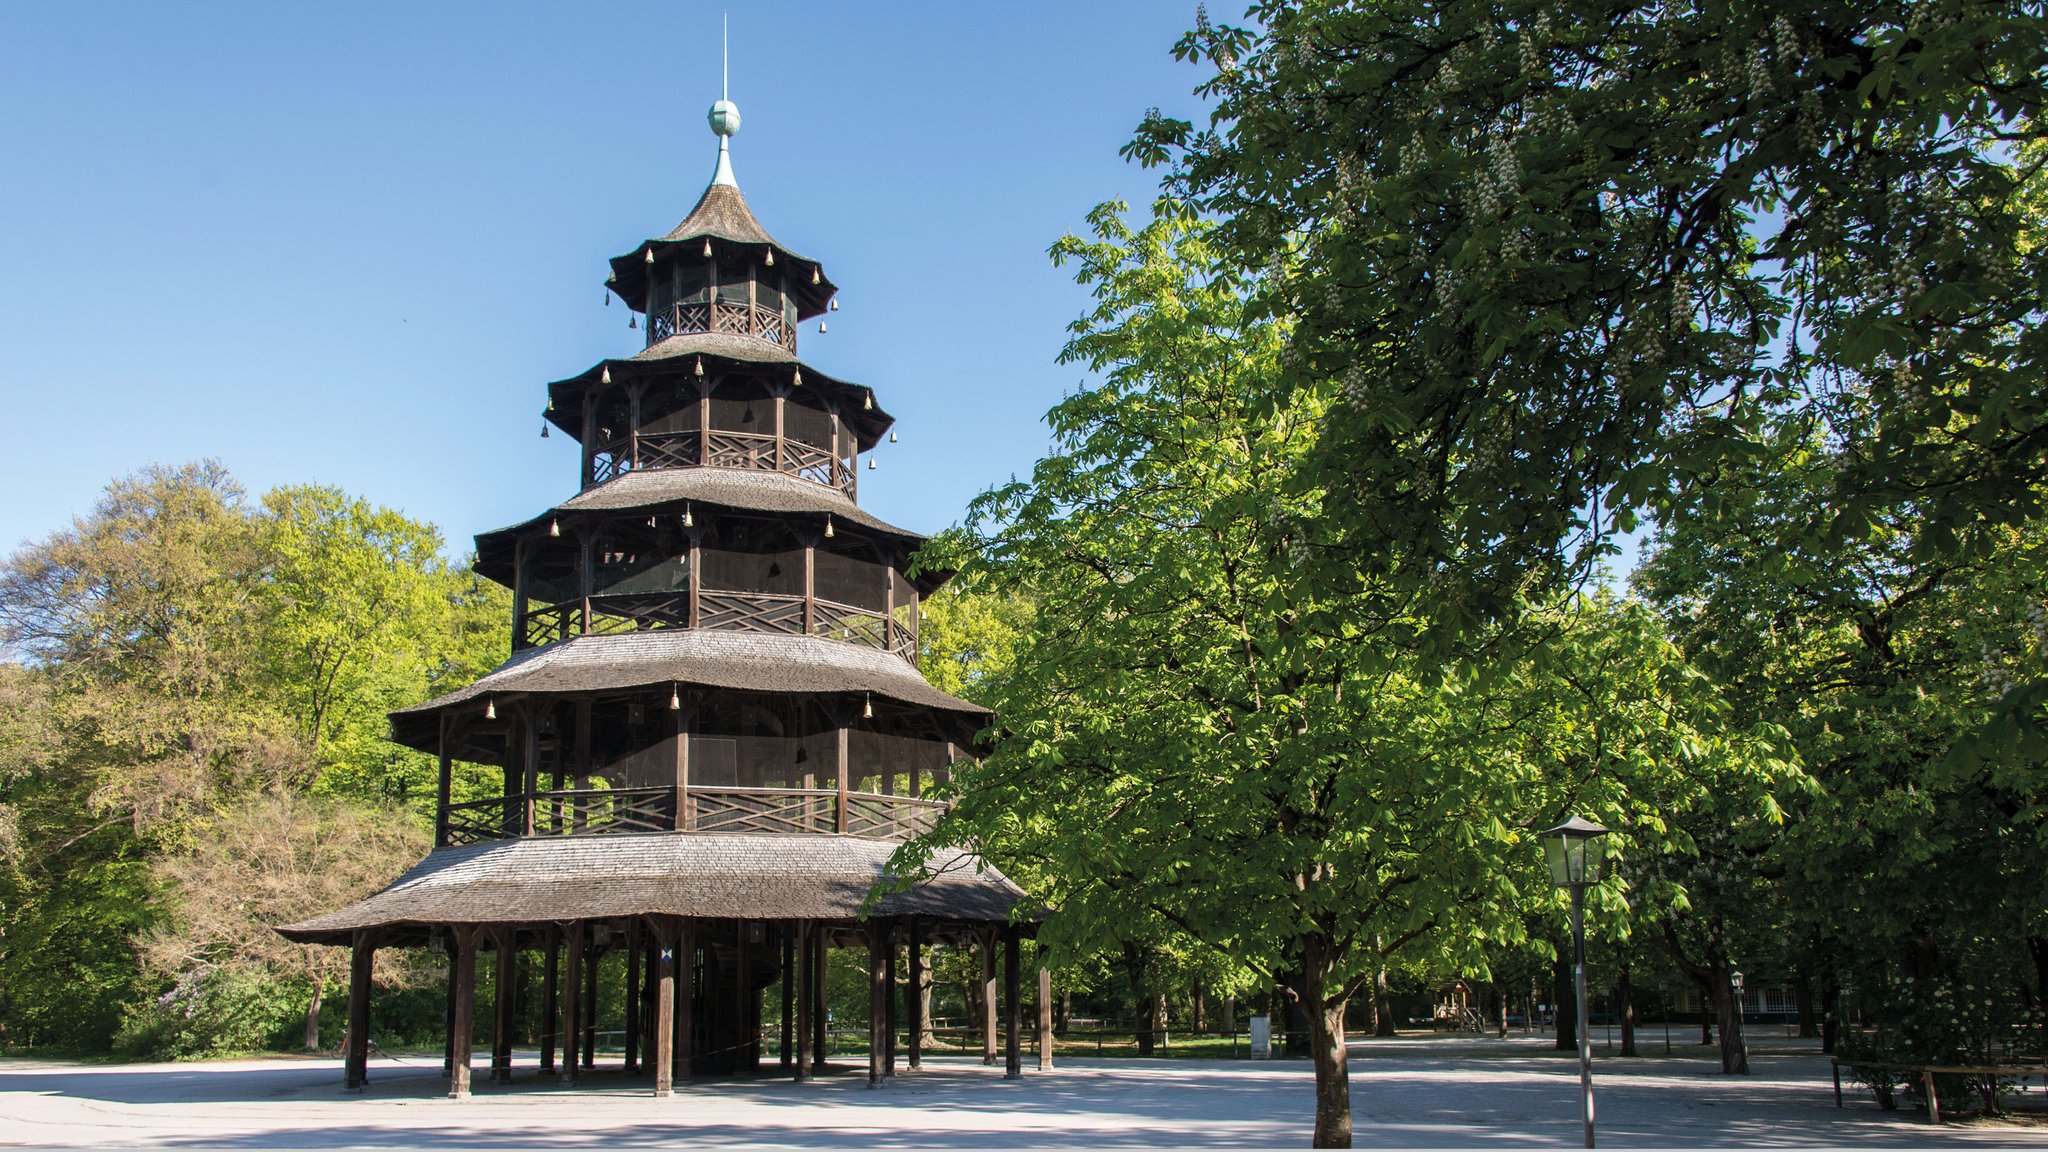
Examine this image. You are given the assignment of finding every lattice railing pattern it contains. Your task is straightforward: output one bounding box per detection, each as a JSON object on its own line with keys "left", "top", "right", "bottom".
{"left": 704, "top": 430, "right": 778, "bottom": 470}
{"left": 442, "top": 797, "right": 515, "bottom": 846}
{"left": 533, "top": 786, "right": 675, "bottom": 836}
{"left": 698, "top": 589, "right": 805, "bottom": 635}
{"left": 440, "top": 787, "right": 945, "bottom": 844}
{"left": 648, "top": 300, "right": 793, "bottom": 351}
{"left": 690, "top": 787, "right": 835, "bottom": 835}
{"left": 845, "top": 792, "right": 946, "bottom": 840}
{"left": 813, "top": 597, "right": 889, "bottom": 649}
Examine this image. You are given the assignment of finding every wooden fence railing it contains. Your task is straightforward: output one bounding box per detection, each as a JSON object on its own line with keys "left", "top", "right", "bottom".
{"left": 439, "top": 786, "right": 946, "bottom": 845}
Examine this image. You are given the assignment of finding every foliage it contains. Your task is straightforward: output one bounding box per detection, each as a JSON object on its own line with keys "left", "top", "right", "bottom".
{"left": 0, "top": 462, "right": 505, "bottom": 1056}
{"left": 1127, "top": 1, "right": 2048, "bottom": 661}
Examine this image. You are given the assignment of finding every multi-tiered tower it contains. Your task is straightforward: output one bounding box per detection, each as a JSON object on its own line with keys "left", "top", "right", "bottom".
{"left": 284, "top": 97, "right": 1037, "bottom": 1098}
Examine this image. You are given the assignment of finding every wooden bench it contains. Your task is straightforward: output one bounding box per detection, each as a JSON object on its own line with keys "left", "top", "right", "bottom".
{"left": 1833, "top": 1057, "right": 2048, "bottom": 1122}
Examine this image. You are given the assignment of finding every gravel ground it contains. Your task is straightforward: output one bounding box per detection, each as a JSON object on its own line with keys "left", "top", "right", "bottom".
{"left": 2, "top": 1032, "right": 2044, "bottom": 1148}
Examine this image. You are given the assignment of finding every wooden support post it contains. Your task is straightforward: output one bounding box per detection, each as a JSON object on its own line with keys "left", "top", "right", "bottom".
{"left": 867, "top": 926, "right": 886, "bottom": 1088}
{"left": 906, "top": 917, "right": 923, "bottom": 1071}
{"left": 449, "top": 927, "right": 479, "bottom": 1099}
{"left": 795, "top": 921, "right": 813, "bottom": 1081}
{"left": 582, "top": 939, "right": 599, "bottom": 1071}
{"left": 736, "top": 921, "right": 752, "bottom": 1067}
{"left": 442, "top": 940, "right": 458, "bottom": 1075}
{"left": 1038, "top": 965, "right": 1054, "bottom": 1071}
{"left": 981, "top": 932, "right": 998, "bottom": 1066}
{"left": 780, "top": 924, "right": 795, "bottom": 1069}
{"left": 343, "top": 929, "right": 378, "bottom": 1091}
{"left": 491, "top": 928, "right": 516, "bottom": 1083}
{"left": 521, "top": 705, "right": 540, "bottom": 836}
{"left": 540, "top": 925, "right": 560, "bottom": 1073}
{"left": 561, "top": 922, "right": 584, "bottom": 1085}
{"left": 653, "top": 919, "right": 676, "bottom": 1097}
{"left": 624, "top": 924, "right": 642, "bottom": 1073}
{"left": 884, "top": 920, "right": 898, "bottom": 1078}
{"left": 812, "top": 931, "right": 828, "bottom": 1071}
{"left": 434, "top": 714, "right": 452, "bottom": 847}
{"left": 676, "top": 921, "right": 696, "bottom": 1081}
{"left": 674, "top": 704, "right": 690, "bottom": 831}
{"left": 1004, "top": 928, "right": 1022, "bottom": 1080}
{"left": 836, "top": 724, "right": 850, "bottom": 834}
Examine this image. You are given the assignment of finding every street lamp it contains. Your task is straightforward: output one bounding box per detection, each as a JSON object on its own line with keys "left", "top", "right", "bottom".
{"left": 1542, "top": 815, "right": 1613, "bottom": 1149}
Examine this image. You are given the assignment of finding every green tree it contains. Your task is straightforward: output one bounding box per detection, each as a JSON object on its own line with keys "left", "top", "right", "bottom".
{"left": 1128, "top": 1, "right": 2048, "bottom": 659}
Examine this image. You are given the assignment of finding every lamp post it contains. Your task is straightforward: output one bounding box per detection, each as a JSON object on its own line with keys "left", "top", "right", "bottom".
{"left": 1542, "top": 816, "right": 1613, "bottom": 1149}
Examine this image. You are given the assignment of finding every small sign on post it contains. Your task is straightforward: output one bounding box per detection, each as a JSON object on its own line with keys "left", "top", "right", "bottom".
{"left": 1249, "top": 1015, "right": 1272, "bottom": 1059}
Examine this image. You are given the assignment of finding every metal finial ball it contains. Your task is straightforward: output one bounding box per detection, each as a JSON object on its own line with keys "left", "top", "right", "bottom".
{"left": 708, "top": 99, "right": 741, "bottom": 137}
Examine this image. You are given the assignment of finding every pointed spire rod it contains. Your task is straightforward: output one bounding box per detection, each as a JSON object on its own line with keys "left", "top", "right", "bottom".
{"left": 708, "top": 12, "right": 740, "bottom": 188}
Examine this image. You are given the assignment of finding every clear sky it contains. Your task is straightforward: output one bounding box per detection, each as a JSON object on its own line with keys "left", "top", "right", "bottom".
{"left": 0, "top": 2, "right": 1214, "bottom": 557}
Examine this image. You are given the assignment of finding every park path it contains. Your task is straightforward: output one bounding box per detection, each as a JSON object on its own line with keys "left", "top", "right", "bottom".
{"left": 1, "top": 1033, "right": 2042, "bottom": 1147}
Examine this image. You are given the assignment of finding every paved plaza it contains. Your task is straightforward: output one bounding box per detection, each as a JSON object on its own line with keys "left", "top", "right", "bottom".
{"left": 2, "top": 1033, "right": 2044, "bottom": 1147}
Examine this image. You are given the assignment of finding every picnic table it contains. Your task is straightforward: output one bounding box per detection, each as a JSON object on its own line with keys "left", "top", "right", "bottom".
{"left": 1832, "top": 1057, "right": 2048, "bottom": 1123}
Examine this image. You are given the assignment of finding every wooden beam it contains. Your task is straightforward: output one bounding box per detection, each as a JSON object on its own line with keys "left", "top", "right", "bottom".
{"left": 491, "top": 927, "right": 516, "bottom": 1084}
{"left": 434, "top": 714, "right": 452, "bottom": 847}
{"left": 652, "top": 918, "right": 676, "bottom": 1097}
{"left": 883, "top": 921, "right": 898, "bottom": 1078}
{"left": 561, "top": 921, "right": 584, "bottom": 1085}
{"left": 780, "top": 924, "right": 795, "bottom": 1069}
{"left": 794, "top": 921, "right": 813, "bottom": 1082}
{"left": 582, "top": 937, "right": 600, "bottom": 1072}
{"left": 676, "top": 921, "right": 696, "bottom": 1082}
{"left": 449, "top": 926, "right": 480, "bottom": 1099}
{"left": 812, "top": 930, "right": 828, "bottom": 1071}
{"left": 867, "top": 925, "right": 885, "bottom": 1088}
{"left": 981, "top": 931, "right": 998, "bottom": 1066}
{"left": 1038, "top": 965, "right": 1054, "bottom": 1072}
{"left": 1004, "top": 927, "right": 1022, "bottom": 1080}
{"left": 674, "top": 704, "right": 690, "bottom": 832}
{"left": 540, "top": 925, "right": 560, "bottom": 1073}
{"left": 836, "top": 723, "right": 850, "bottom": 834}
{"left": 343, "top": 929, "right": 378, "bottom": 1092}
{"left": 624, "top": 923, "right": 641, "bottom": 1073}
{"left": 907, "top": 917, "right": 923, "bottom": 1070}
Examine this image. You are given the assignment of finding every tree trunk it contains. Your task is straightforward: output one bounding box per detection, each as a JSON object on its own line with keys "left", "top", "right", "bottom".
{"left": 2028, "top": 936, "right": 2048, "bottom": 1010}
{"left": 1057, "top": 988, "right": 1071, "bottom": 1037}
{"left": 1297, "top": 934, "right": 1353, "bottom": 1149}
{"left": 1711, "top": 971, "right": 1749, "bottom": 1074}
{"left": 1124, "top": 942, "right": 1156, "bottom": 1056}
{"left": 1696, "top": 977, "right": 1715, "bottom": 1044}
{"left": 304, "top": 979, "right": 323, "bottom": 1051}
{"left": 1372, "top": 967, "right": 1396, "bottom": 1037}
{"left": 1617, "top": 962, "right": 1637, "bottom": 1057}
{"left": 1553, "top": 956, "right": 1576, "bottom": 1051}
{"left": 1821, "top": 969, "right": 1841, "bottom": 1055}
{"left": 1153, "top": 989, "right": 1170, "bottom": 1049}
{"left": 1193, "top": 977, "right": 1207, "bottom": 1032}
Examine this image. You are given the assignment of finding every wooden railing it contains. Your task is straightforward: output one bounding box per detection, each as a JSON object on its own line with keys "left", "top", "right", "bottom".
{"left": 518, "top": 589, "right": 917, "bottom": 664}
{"left": 584, "top": 427, "right": 855, "bottom": 497}
{"left": 438, "top": 786, "right": 945, "bottom": 845}
{"left": 648, "top": 300, "right": 793, "bottom": 351}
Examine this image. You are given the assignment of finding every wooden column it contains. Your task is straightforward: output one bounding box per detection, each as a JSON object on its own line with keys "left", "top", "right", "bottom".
{"left": 867, "top": 926, "right": 886, "bottom": 1088}
{"left": 780, "top": 925, "right": 795, "bottom": 1069}
{"left": 540, "top": 925, "right": 560, "bottom": 1073}
{"left": 580, "top": 389, "right": 597, "bottom": 487}
{"left": 652, "top": 918, "right": 676, "bottom": 1097}
{"left": 624, "top": 924, "right": 642, "bottom": 1073}
{"left": 673, "top": 703, "right": 690, "bottom": 831}
{"left": 835, "top": 724, "right": 850, "bottom": 834}
{"left": 980, "top": 932, "right": 998, "bottom": 1066}
{"left": 520, "top": 705, "right": 540, "bottom": 836}
{"left": 512, "top": 538, "right": 529, "bottom": 647}
{"left": 1004, "top": 928, "right": 1022, "bottom": 1080}
{"left": 491, "top": 928, "right": 516, "bottom": 1084}
{"left": 803, "top": 543, "right": 816, "bottom": 634}
{"left": 582, "top": 939, "right": 600, "bottom": 1070}
{"left": 1038, "top": 966, "right": 1054, "bottom": 1072}
{"left": 442, "top": 941, "right": 458, "bottom": 1075}
{"left": 906, "top": 917, "right": 924, "bottom": 1070}
{"left": 812, "top": 931, "right": 829, "bottom": 1071}
{"left": 774, "top": 393, "right": 787, "bottom": 473}
{"left": 676, "top": 921, "right": 696, "bottom": 1081}
{"left": 343, "top": 929, "right": 378, "bottom": 1091}
{"left": 883, "top": 922, "right": 898, "bottom": 1078}
{"left": 449, "top": 927, "right": 480, "bottom": 1099}
{"left": 686, "top": 530, "right": 702, "bottom": 628}
{"left": 578, "top": 531, "right": 594, "bottom": 635}
{"left": 560, "top": 921, "right": 584, "bottom": 1085}
{"left": 794, "top": 922, "right": 813, "bottom": 1081}
{"left": 735, "top": 922, "right": 752, "bottom": 1067}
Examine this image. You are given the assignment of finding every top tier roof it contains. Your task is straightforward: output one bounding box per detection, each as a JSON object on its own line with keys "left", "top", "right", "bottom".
{"left": 606, "top": 106, "right": 838, "bottom": 318}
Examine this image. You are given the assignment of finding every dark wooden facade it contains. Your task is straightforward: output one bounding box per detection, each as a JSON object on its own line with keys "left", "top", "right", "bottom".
{"left": 284, "top": 97, "right": 1041, "bottom": 1098}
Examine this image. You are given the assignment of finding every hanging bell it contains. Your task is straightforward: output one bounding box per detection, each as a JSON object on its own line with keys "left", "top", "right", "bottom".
{"left": 811, "top": 267, "right": 820, "bottom": 285}
{"left": 485, "top": 698, "right": 497, "bottom": 721}
{"left": 629, "top": 314, "right": 637, "bottom": 330}
{"left": 764, "top": 249, "right": 775, "bottom": 267}
{"left": 683, "top": 504, "right": 694, "bottom": 528}
{"left": 863, "top": 392, "right": 874, "bottom": 411}
{"left": 693, "top": 356, "right": 704, "bottom": 377}
{"left": 601, "top": 366, "right": 612, "bottom": 385}
{"left": 791, "top": 368, "right": 802, "bottom": 387}
{"left": 824, "top": 515, "right": 834, "bottom": 538}
{"left": 829, "top": 299, "right": 839, "bottom": 311}
{"left": 541, "top": 420, "right": 551, "bottom": 439}
{"left": 605, "top": 291, "right": 611, "bottom": 306}
{"left": 863, "top": 693, "right": 873, "bottom": 719}
{"left": 889, "top": 430, "right": 898, "bottom": 443}
{"left": 818, "top": 321, "right": 827, "bottom": 333}
{"left": 703, "top": 239, "right": 713, "bottom": 258}
{"left": 868, "top": 457, "right": 876, "bottom": 470}
{"left": 644, "top": 247, "right": 656, "bottom": 265}
{"left": 549, "top": 519, "right": 561, "bottom": 538}
{"left": 669, "top": 684, "right": 681, "bottom": 711}
{"left": 647, "top": 516, "right": 657, "bottom": 528}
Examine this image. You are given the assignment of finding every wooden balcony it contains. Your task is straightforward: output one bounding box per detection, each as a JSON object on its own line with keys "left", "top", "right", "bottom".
{"left": 589, "top": 429, "right": 855, "bottom": 497}
{"left": 517, "top": 589, "right": 918, "bottom": 664}
{"left": 438, "top": 786, "right": 945, "bottom": 846}
{"left": 647, "top": 299, "right": 793, "bottom": 351}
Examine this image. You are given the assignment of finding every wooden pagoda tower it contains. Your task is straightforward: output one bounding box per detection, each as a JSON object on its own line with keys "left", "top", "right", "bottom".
{"left": 281, "top": 93, "right": 1040, "bottom": 1098}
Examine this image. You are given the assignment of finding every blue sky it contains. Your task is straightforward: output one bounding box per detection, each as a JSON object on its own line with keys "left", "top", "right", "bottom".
{"left": 0, "top": 2, "right": 1214, "bottom": 556}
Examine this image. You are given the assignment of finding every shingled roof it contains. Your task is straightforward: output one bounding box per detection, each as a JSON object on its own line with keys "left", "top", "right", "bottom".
{"left": 472, "top": 468, "right": 938, "bottom": 588}
{"left": 276, "top": 832, "right": 1033, "bottom": 946}
{"left": 387, "top": 629, "right": 989, "bottom": 750}
{"left": 606, "top": 181, "right": 836, "bottom": 318}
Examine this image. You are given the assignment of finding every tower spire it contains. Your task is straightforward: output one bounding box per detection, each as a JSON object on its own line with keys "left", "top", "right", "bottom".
{"left": 708, "top": 14, "right": 739, "bottom": 188}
